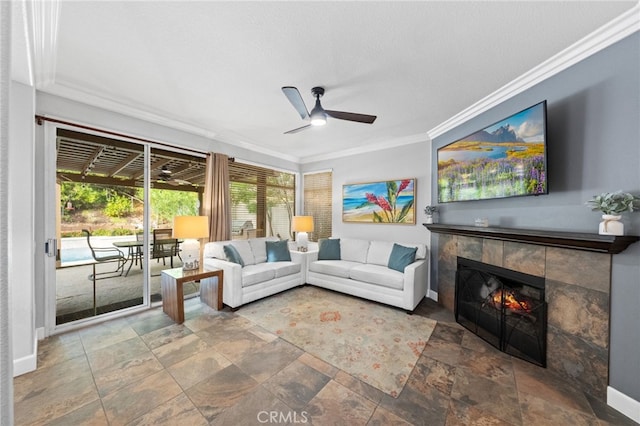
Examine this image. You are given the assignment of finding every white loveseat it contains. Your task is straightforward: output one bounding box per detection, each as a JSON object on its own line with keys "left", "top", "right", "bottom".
{"left": 203, "top": 237, "right": 304, "bottom": 309}
{"left": 306, "top": 238, "right": 429, "bottom": 312}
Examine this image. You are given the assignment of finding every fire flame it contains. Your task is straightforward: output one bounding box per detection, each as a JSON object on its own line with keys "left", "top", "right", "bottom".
{"left": 492, "top": 289, "right": 532, "bottom": 313}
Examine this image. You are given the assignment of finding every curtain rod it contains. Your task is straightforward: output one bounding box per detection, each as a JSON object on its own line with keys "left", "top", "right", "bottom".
{"left": 35, "top": 114, "right": 207, "bottom": 157}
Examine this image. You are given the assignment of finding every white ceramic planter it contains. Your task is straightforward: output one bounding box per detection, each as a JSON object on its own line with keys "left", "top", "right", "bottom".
{"left": 599, "top": 214, "right": 623, "bottom": 236}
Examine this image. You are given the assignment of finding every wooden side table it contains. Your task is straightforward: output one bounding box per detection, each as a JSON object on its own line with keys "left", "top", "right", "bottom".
{"left": 160, "top": 267, "right": 224, "bottom": 323}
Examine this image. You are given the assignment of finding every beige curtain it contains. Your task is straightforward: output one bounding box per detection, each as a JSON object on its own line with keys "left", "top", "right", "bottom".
{"left": 203, "top": 153, "right": 231, "bottom": 241}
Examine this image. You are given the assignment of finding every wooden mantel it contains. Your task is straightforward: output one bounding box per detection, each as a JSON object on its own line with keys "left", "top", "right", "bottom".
{"left": 424, "top": 223, "right": 639, "bottom": 254}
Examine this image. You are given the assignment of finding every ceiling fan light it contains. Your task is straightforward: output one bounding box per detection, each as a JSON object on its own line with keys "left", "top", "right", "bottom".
{"left": 310, "top": 116, "right": 326, "bottom": 126}
{"left": 310, "top": 108, "right": 326, "bottom": 126}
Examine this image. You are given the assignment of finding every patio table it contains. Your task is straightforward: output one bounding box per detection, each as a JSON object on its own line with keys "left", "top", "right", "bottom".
{"left": 114, "top": 239, "right": 182, "bottom": 276}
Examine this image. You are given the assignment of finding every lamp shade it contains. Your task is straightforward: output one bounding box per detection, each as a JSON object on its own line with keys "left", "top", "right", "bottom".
{"left": 173, "top": 216, "right": 209, "bottom": 239}
{"left": 291, "top": 216, "right": 314, "bottom": 233}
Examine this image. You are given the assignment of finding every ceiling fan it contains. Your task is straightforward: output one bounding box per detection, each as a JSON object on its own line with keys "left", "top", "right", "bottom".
{"left": 282, "top": 86, "right": 377, "bottom": 134}
{"left": 155, "top": 166, "right": 192, "bottom": 186}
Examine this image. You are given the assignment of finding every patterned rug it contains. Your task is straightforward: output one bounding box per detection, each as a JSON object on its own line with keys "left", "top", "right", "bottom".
{"left": 238, "top": 285, "right": 437, "bottom": 397}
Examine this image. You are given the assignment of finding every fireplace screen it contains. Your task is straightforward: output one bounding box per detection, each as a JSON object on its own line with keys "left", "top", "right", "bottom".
{"left": 455, "top": 257, "right": 547, "bottom": 367}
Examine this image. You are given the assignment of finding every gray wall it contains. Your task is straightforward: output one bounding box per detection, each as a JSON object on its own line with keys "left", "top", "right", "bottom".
{"left": 302, "top": 140, "right": 432, "bottom": 249}
{"left": 431, "top": 34, "right": 640, "bottom": 400}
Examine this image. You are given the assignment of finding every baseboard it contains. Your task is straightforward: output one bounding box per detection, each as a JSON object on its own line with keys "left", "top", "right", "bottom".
{"left": 36, "top": 326, "right": 45, "bottom": 340}
{"left": 607, "top": 386, "right": 640, "bottom": 423}
{"left": 13, "top": 335, "right": 38, "bottom": 377}
{"left": 427, "top": 289, "right": 438, "bottom": 302}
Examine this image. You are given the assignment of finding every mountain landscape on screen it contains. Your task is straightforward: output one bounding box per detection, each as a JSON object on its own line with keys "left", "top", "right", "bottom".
{"left": 437, "top": 101, "right": 547, "bottom": 203}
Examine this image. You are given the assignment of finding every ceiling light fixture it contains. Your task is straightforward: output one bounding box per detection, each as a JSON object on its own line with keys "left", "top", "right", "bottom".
{"left": 309, "top": 101, "right": 326, "bottom": 126}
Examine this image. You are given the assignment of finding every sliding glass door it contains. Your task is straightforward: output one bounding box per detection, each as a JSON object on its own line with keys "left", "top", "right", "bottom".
{"left": 45, "top": 125, "right": 206, "bottom": 333}
{"left": 52, "top": 129, "right": 147, "bottom": 326}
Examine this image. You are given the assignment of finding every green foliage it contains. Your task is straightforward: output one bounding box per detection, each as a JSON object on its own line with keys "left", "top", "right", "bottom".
{"left": 586, "top": 191, "right": 640, "bottom": 215}
{"left": 231, "top": 182, "right": 257, "bottom": 213}
{"left": 61, "top": 228, "right": 133, "bottom": 237}
{"left": 61, "top": 182, "right": 109, "bottom": 210}
{"left": 104, "top": 194, "right": 133, "bottom": 218}
{"left": 150, "top": 189, "right": 199, "bottom": 224}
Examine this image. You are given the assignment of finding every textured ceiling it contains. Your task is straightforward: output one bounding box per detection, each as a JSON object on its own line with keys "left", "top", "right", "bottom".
{"left": 12, "top": 1, "right": 638, "bottom": 163}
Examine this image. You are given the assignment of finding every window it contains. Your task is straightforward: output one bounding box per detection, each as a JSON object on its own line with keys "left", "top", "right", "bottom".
{"left": 303, "top": 171, "right": 332, "bottom": 241}
{"left": 229, "top": 161, "right": 296, "bottom": 240}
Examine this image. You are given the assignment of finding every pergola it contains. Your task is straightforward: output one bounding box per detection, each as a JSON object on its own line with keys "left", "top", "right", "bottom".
{"left": 56, "top": 128, "right": 207, "bottom": 193}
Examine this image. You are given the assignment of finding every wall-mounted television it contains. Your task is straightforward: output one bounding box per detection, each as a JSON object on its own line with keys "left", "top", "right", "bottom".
{"left": 437, "top": 100, "right": 547, "bottom": 203}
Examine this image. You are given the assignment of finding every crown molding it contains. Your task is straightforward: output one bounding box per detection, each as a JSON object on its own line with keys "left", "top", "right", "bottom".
{"left": 428, "top": 4, "right": 640, "bottom": 140}
{"left": 42, "top": 81, "right": 303, "bottom": 163}
{"left": 42, "top": 81, "right": 219, "bottom": 140}
{"left": 213, "top": 135, "right": 302, "bottom": 164}
{"left": 299, "top": 132, "right": 430, "bottom": 164}
{"left": 24, "top": 0, "right": 60, "bottom": 88}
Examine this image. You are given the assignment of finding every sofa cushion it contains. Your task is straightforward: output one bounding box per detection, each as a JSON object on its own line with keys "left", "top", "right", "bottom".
{"left": 309, "top": 260, "right": 361, "bottom": 278}
{"left": 388, "top": 243, "right": 418, "bottom": 272}
{"left": 366, "top": 240, "right": 395, "bottom": 266}
{"left": 349, "top": 264, "right": 404, "bottom": 290}
{"left": 318, "top": 238, "right": 341, "bottom": 260}
{"left": 270, "top": 261, "right": 301, "bottom": 278}
{"left": 266, "top": 240, "right": 291, "bottom": 262}
{"left": 230, "top": 240, "right": 255, "bottom": 265}
{"left": 223, "top": 244, "right": 245, "bottom": 266}
{"left": 248, "top": 237, "right": 279, "bottom": 263}
{"left": 340, "top": 238, "right": 370, "bottom": 263}
{"left": 242, "top": 264, "right": 276, "bottom": 287}
{"left": 205, "top": 240, "right": 228, "bottom": 260}
{"left": 402, "top": 243, "right": 427, "bottom": 260}
{"left": 248, "top": 238, "right": 267, "bottom": 263}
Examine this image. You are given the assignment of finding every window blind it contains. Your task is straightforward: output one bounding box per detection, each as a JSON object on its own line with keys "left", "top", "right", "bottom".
{"left": 303, "top": 171, "right": 332, "bottom": 241}
{"left": 229, "top": 161, "right": 296, "bottom": 240}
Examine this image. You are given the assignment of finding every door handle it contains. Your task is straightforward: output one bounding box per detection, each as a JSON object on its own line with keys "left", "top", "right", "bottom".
{"left": 45, "top": 238, "right": 57, "bottom": 257}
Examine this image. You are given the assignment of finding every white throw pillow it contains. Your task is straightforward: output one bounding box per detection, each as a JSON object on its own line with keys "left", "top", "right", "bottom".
{"left": 366, "top": 240, "right": 395, "bottom": 266}
{"left": 399, "top": 243, "right": 427, "bottom": 260}
{"left": 249, "top": 238, "right": 268, "bottom": 264}
{"left": 205, "top": 241, "right": 231, "bottom": 260}
{"left": 340, "top": 238, "right": 370, "bottom": 263}
{"left": 230, "top": 240, "right": 255, "bottom": 265}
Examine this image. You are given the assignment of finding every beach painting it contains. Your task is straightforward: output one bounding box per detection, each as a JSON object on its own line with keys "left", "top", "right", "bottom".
{"left": 343, "top": 179, "right": 416, "bottom": 224}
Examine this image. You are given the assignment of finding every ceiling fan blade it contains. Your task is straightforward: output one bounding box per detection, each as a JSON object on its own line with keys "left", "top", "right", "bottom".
{"left": 325, "top": 110, "right": 377, "bottom": 124}
{"left": 284, "top": 124, "right": 312, "bottom": 134}
{"left": 282, "top": 86, "right": 309, "bottom": 120}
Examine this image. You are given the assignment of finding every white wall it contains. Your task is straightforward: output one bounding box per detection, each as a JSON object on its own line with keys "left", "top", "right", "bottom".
{"left": 302, "top": 140, "right": 432, "bottom": 247}
{"left": 9, "top": 81, "right": 36, "bottom": 375}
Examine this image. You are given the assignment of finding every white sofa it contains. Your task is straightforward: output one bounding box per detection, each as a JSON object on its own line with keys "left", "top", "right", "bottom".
{"left": 306, "top": 238, "right": 429, "bottom": 312}
{"left": 203, "top": 237, "right": 304, "bottom": 309}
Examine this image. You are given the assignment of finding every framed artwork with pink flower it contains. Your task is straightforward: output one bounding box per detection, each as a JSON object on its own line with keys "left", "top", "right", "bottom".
{"left": 342, "top": 178, "right": 416, "bottom": 224}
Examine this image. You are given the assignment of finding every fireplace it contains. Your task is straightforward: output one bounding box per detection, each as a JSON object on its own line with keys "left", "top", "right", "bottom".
{"left": 455, "top": 257, "right": 547, "bottom": 367}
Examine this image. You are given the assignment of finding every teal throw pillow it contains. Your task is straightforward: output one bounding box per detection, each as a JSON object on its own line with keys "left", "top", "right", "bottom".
{"left": 318, "top": 238, "right": 341, "bottom": 260}
{"left": 223, "top": 244, "right": 245, "bottom": 267}
{"left": 266, "top": 240, "right": 291, "bottom": 262}
{"left": 388, "top": 243, "right": 417, "bottom": 272}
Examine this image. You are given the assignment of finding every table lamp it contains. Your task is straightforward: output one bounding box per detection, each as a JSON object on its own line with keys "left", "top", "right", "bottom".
{"left": 173, "top": 216, "right": 209, "bottom": 270}
{"left": 291, "top": 216, "right": 314, "bottom": 252}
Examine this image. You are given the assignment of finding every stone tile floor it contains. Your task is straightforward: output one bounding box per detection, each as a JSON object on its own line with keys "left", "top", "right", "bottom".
{"left": 13, "top": 289, "right": 637, "bottom": 425}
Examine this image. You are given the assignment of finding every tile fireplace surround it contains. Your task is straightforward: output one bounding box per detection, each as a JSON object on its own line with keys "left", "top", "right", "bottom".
{"left": 426, "top": 224, "right": 639, "bottom": 402}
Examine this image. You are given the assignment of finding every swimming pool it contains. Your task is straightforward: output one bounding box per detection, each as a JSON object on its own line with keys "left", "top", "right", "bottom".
{"left": 60, "top": 248, "right": 93, "bottom": 263}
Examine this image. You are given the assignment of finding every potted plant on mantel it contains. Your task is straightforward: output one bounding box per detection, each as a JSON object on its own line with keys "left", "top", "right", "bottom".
{"left": 424, "top": 205, "right": 438, "bottom": 224}
{"left": 585, "top": 190, "right": 640, "bottom": 235}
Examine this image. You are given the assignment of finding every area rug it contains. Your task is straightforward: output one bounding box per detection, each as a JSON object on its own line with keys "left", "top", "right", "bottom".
{"left": 238, "top": 286, "right": 437, "bottom": 397}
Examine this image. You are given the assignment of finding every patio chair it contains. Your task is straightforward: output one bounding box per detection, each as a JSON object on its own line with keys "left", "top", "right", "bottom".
{"left": 82, "top": 229, "right": 127, "bottom": 278}
{"left": 82, "top": 229, "right": 128, "bottom": 315}
{"left": 152, "top": 228, "right": 179, "bottom": 268}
